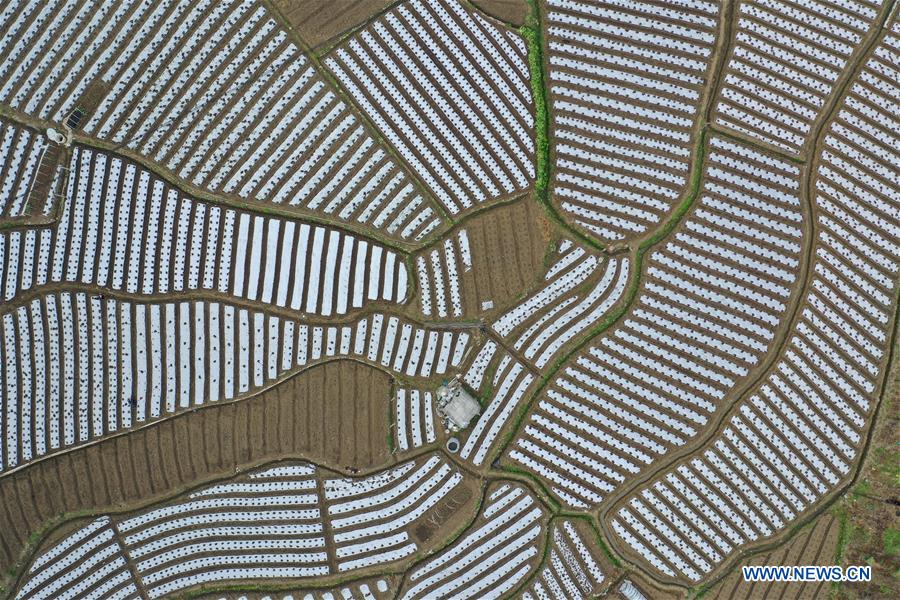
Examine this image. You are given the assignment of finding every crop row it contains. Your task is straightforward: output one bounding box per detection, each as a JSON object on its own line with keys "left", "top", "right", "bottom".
{"left": 507, "top": 134, "right": 806, "bottom": 508}
{"left": 326, "top": 0, "right": 535, "bottom": 214}
{"left": 399, "top": 481, "right": 546, "bottom": 599}
{"left": 493, "top": 243, "right": 630, "bottom": 369}
{"left": 0, "top": 0, "right": 440, "bottom": 239}
{"left": 611, "top": 23, "right": 900, "bottom": 581}
{"left": 415, "top": 230, "right": 472, "bottom": 319}
{"left": 16, "top": 454, "right": 466, "bottom": 599}
{"left": 208, "top": 576, "right": 392, "bottom": 600}
{"left": 0, "top": 291, "right": 471, "bottom": 472}
{"left": 713, "top": 0, "right": 881, "bottom": 154}
{"left": 0, "top": 147, "right": 407, "bottom": 314}
{"left": 521, "top": 520, "right": 606, "bottom": 600}
{"left": 0, "top": 119, "right": 48, "bottom": 219}
{"left": 546, "top": 0, "right": 720, "bottom": 241}
{"left": 461, "top": 349, "right": 535, "bottom": 467}
{"left": 395, "top": 388, "right": 437, "bottom": 452}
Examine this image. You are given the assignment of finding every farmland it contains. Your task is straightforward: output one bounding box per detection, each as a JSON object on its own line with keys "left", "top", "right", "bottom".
{"left": 0, "top": 0, "right": 898, "bottom": 599}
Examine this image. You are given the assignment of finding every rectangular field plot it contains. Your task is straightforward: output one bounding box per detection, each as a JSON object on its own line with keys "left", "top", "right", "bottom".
{"left": 546, "top": 0, "right": 720, "bottom": 242}
{"left": 0, "top": 0, "right": 441, "bottom": 239}
{"left": 325, "top": 0, "right": 535, "bottom": 214}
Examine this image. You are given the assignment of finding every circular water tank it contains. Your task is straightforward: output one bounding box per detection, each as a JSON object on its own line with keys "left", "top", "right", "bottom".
{"left": 446, "top": 437, "right": 460, "bottom": 453}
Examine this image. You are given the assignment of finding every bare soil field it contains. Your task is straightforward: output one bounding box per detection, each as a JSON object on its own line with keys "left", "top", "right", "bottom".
{"left": 263, "top": 359, "right": 393, "bottom": 471}
{"left": 11, "top": 453, "right": 480, "bottom": 598}
{"left": 0, "top": 359, "right": 402, "bottom": 589}
{"left": 270, "top": 0, "right": 398, "bottom": 49}
{"left": 471, "top": 0, "right": 529, "bottom": 26}
{"left": 706, "top": 512, "right": 841, "bottom": 600}
{"left": 412, "top": 197, "right": 552, "bottom": 320}
{"left": 462, "top": 198, "right": 552, "bottom": 317}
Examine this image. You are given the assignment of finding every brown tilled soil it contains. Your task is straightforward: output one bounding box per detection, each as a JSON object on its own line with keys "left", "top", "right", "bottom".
{"left": 22, "top": 143, "right": 62, "bottom": 217}
{"left": 472, "top": 0, "right": 530, "bottom": 27}
{"left": 706, "top": 512, "right": 842, "bottom": 600}
{"left": 11, "top": 454, "right": 482, "bottom": 599}
{"left": 0, "top": 359, "right": 396, "bottom": 587}
{"left": 195, "top": 574, "right": 402, "bottom": 599}
{"left": 287, "top": 359, "right": 393, "bottom": 471}
{"left": 835, "top": 340, "right": 899, "bottom": 600}
{"left": 271, "top": 0, "right": 397, "bottom": 49}
{"left": 463, "top": 197, "right": 551, "bottom": 316}
{"left": 396, "top": 480, "right": 549, "bottom": 599}
{"left": 550, "top": 517, "right": 620, "bottom": 597}
{"left": 66, "top": 79, "right": 110, "bottom": 129}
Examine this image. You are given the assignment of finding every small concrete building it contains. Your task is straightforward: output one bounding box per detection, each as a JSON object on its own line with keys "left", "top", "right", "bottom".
{"left": 46, "top": 127, "right": 66, "bottom": 144}
{"left": 437, "top": 378, "right": 480, "bottom": 431}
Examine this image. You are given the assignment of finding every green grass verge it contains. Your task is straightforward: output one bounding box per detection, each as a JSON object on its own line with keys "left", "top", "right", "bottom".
{"left": 520, "top": 25, "right": 549, "bottom": 196}
{"left": 518, "top": 2, "right": 605, "bottom": 253}
{"left": 497, "top": 464, "right": 562, "bottom": 513}
{"left": 574, "top": 513, "right": 625, "bottom": 569}
{"left": 491, "top": 0, "right": 713, "bottom": 474}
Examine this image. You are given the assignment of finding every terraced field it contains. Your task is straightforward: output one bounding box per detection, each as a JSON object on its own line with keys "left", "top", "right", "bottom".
{"left": 705, "top": 512, "right": 842, "bottom": 599}
{"left": 0, "top": 0, "right": 897, "bottom": 599}
{"left": 546, "top": 0, "right": 721, "bottom": 242}
{"left": 505, "top": 133, "right": 808, "bottom": 509}
{"left": 0, "top": 0, "right": 444, "bottom": 241}
{"left": 325, "top": 0, "right": 536, "bottom": 215}
{"left": 605, "top": 20, "right": 900, "bottom": 583}
{"left": 13, "top": 455, "right": 478, "bottom": 598}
